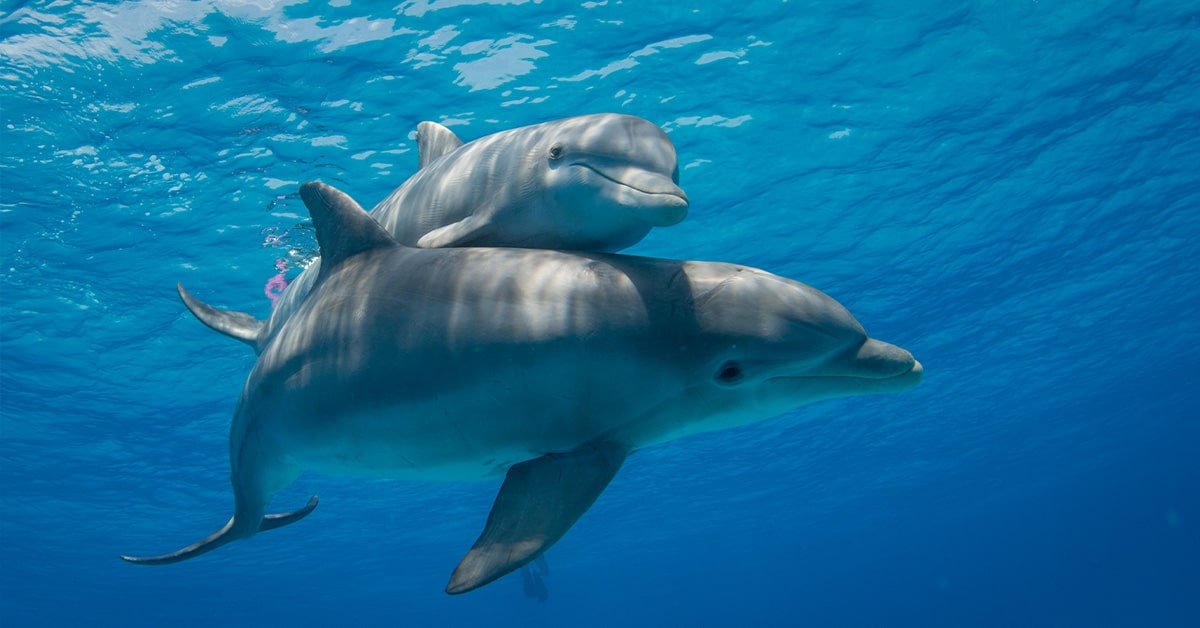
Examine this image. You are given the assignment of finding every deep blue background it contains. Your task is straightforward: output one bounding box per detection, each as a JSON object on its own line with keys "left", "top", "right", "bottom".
{"left": 2, "top": 1, "right": 1197, "bottom": 626}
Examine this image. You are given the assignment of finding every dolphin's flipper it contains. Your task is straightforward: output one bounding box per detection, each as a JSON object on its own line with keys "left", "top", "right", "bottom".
{"left": 416, "top": 215, "right": 492, "bottom": 248}
{"left": 416, "top": 121, "right": 464, "bottom": 169}
{"left": 120, "top": 496, "right": 318, "bottom": 565}
{"left": 177, "top": 283, "right": 264, "bottom": 350}
{"left": 445, "top": 442, "right": 628, "bottom": 595}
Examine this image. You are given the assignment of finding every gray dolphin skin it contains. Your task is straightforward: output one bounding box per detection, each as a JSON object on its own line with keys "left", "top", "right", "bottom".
{"left": 414, "top": 119, "right": 464, "bottom": 169}
{"left": 124, "top": 183, "right": 921, "bottom": 595}
{"left": 183, "top": 114, "right": 688, "bottom": 353}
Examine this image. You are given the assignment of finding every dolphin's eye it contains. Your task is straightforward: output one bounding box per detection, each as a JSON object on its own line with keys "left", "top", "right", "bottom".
{"left": 715, "top": 361, "right": 744, "bottom": 385}
{"left": 548, "top": 144, "right": 564, "bottom": 160}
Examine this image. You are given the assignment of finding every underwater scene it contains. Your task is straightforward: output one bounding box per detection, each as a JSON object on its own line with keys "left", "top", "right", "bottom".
{"left": 1, "top": 1, "right": 1197, "bottom": 626}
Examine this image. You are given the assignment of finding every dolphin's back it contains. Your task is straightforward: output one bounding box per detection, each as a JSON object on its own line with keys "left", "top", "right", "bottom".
{"left": 371, "top": 126, "right": 538, "bottom": 245}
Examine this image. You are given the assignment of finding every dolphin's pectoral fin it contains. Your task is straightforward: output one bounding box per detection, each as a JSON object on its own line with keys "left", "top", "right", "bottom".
{"left": 445, "top": 442, "right": 628, "bottom": 595}
{"left": 120, "top": 496, "right": 318, "bottom": 566}
{"left": 417, "top": 215, "right": 493, "bottom": 248}
{"left": 416, "top": 121, "right": 464, "bottom": 169}
{"left": 177, "top": 283, "right": 264, "bottom": 350}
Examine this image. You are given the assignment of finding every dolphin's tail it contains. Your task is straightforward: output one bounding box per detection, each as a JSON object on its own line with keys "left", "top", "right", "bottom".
{"left": 120, "top": 496, "right": 318, "bottom": 565}
{"left": 177, "top": 283, "right": 265, "bottom": 352}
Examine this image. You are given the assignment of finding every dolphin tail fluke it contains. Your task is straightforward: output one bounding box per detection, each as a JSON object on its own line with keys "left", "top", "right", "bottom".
{"left": 445, "top": 442, "right": 627, "bottom": 595}
{"left": 120, "top": 496, "right": 318, "bottom": 565}
{"left": 259, "top": 495, "right": 320, "bottom": 531}
{"left": 177, "top": 283, "right": 265, "bottom": 351}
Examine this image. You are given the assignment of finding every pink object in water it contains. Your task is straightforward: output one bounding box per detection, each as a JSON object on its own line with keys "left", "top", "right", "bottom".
{"left": 264, "top": 258, "right": 290, "bottom": 306}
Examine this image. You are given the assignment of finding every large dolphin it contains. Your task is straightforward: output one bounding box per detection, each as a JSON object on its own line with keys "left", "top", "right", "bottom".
{"left": 184, "top": 114, "right": 688, "bottom": 353}
{"left": 124, "top": 183, "right": 922, "bottom": 595}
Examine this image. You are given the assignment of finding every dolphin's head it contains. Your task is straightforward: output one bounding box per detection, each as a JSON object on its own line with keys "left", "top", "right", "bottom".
{"left": 540, "top": 114, "right": 689, "bottom": 250}
{"left": 647, "top": 263, "right": 922, "bottom": 441}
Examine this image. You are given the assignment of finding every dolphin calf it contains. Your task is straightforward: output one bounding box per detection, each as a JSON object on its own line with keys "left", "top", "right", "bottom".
{"left": 184, "top": 114, "right": 688, "bottom": 353}
{"left": 392, "top": 114, "right": 687, "bottom": 250}
{"left": 124, "top": 183, "right": 922, "bottom": 595}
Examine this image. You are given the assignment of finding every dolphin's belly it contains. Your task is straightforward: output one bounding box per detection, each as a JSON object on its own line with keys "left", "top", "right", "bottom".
{"left": 277, "top": 376, "right": 642, "bottom": 482}
{"left": 296, "top": 432, "right": 530, "bottom": 483}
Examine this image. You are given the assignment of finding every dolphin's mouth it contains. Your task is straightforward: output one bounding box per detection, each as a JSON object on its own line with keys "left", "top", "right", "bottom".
{"left": 767, "top": 358, "right": 923, "bottom": 397}
{"left": 854, "top": 358, "right": 922, "bottom": 389}
{"left": 575, "top": 162, "right": 689, "bottom": 224}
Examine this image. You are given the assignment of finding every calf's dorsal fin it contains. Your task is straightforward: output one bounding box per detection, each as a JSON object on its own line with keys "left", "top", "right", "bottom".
{"left": 416, "top": 121, "right": 464, "bottom": 168}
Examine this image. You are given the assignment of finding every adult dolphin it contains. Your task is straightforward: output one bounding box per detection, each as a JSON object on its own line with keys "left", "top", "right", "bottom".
{"left": 184, "top": 114, "right": 688, "bottom": 353}
{"left": 123, "top": 183, "right": 922, "bottom": 596}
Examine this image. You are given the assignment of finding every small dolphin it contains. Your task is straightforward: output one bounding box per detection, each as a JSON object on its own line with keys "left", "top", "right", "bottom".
{"left": 393, "top": 114, "right": 687, "bottom": 250}
{"left": 183, "top": 114, "right": 688, "bottom": 353}
{"left": 124, "top": 183, "right": 921, "bottom": 595}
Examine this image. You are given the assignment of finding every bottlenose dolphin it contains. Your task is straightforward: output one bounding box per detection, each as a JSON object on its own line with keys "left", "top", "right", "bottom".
{"left": 184, "top": 114, "right": 688, "bottom": 353}
{"left": 124, "top": 183, "right": 922, "bottom": 595}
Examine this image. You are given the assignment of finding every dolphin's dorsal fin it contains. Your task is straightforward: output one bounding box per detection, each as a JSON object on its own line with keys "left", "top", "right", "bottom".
{"left": 416, "top": 121, "right": 464, "bottom": 169}
{"left": 177, "top": 283, "right": 265, "bottom": 351}
{"left": 445, "top": 441, "right": 629, "bottom": 595}
{"left": 299, "top": 182, "right": 397, "bottom": 279}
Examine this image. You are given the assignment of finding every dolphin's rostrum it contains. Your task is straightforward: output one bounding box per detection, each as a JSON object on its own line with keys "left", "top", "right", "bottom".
{"left": 124, "top": 183, "right": 922, "bottom": 595}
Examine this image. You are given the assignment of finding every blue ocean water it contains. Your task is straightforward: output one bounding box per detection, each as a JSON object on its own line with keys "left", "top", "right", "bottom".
{"left": 2, "top": 0, "right": 1198, "bottom": 625}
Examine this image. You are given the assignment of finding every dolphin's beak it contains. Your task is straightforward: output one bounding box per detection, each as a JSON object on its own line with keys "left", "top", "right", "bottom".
{"left": 577, "top": 162, "right": 690, "bottom": 225}
{"left": 846, "top": 338, "right": 919, "bottom": 380}
{"left": 835, "top": 339, "right": 923, "bottom": 393}
{"left": 879, "top": 358, "right": 923, "bottom": 392}
{"left": 765, "top": 339, "right": 923, "bottom": 400}
{"left": 831, "top": 339, "right": 923, "bottom": 394}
